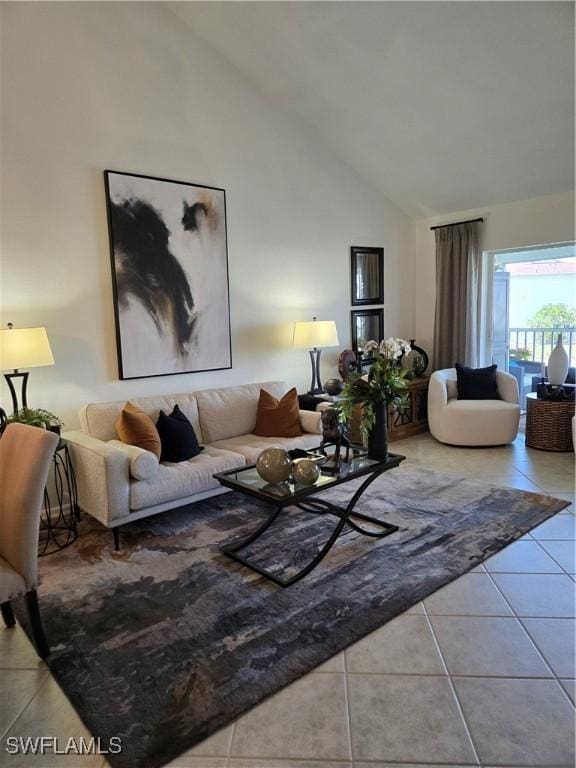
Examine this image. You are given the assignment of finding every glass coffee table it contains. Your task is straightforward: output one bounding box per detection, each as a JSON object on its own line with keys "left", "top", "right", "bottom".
{"left": 213, "top": 446, "right": 405, "bottom": 587}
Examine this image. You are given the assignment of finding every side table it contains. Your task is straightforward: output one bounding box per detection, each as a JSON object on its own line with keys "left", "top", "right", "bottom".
{"left": 525, "top": 393, "right": 575, "bottom": 452}
{"left": 39, "top": 439, "right": 80, "bottom": 556}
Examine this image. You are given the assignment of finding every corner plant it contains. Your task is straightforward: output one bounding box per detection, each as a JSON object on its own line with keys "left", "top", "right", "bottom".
{"left": 337, "top": 338, "right": 411, "bottom": 439}
{"left": 7, "top": 407, "right": 64, "bottom": 430}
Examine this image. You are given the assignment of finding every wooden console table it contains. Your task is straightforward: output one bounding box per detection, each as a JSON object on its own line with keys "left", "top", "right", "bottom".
{"left": 347, "top": 376, "right": 429, "bottom": 444}
{"left": 388, "top": 376, "right": 429, "bottom": 442}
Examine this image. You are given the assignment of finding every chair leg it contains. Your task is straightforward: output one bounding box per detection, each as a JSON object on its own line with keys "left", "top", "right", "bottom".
{"left": 113, "top": 528, "right": 120, "bottom": 551}
{"left": 25, "top": 590, "right": 49, "bottom": 659}
{"left": 1, "top": 601, "right": 15, "bottom": 628}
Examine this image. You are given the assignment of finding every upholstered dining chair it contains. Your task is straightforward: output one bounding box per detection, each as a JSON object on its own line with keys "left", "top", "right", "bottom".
{"left": 0, "top": 423, "right": 59, "bottom": 658}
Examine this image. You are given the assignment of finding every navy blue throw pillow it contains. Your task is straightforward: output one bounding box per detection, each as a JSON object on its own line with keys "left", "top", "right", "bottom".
{"left": 156, "top": 405, "right": 204, "bottom": 463}
{"left": 455, "top": 363, "right": 500, "bottom": 400}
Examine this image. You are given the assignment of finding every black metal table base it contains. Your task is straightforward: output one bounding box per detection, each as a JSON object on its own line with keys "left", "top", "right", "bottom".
{"left": 39, "top": 442, "right": 80, "bottom": 557}
{"left": 221, "top": 470, "right": 399, "bottom": 588}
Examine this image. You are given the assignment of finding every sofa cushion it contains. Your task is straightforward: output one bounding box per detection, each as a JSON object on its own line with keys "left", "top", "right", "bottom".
{"left": 116, "top": 403, "right": 161, "bottom": 458}
{"left": 254, "top": 387, "right": 302, "bottom": 437}
{"left": 80, "top": 393, "right": 202, "bottom": 443}
{"left": 157, "top": 405, "right": 203, "bottom": 463}
{"left": 130, "top": 446, "right": 245, "bottom": 511}
{"left": 196, "top": 381, "right": 285, "bottom": 443}
{"left": 455, "top": 363, "right": 500, "bottom": 400}
{"left": 209, "top": 432, "right": 321, "bottom": 464}
{"left": 439, "top": 398, "right": 521, "bottom": 446}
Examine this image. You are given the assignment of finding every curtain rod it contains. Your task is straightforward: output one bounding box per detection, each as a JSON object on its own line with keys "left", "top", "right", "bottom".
{"left": 430, "top": 217, "right": 484, "bottom": 231}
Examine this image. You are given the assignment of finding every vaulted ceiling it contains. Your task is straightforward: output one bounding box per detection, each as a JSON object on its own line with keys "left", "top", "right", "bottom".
{"left": 171, "top": 1, "right": 574, "bottom": 218}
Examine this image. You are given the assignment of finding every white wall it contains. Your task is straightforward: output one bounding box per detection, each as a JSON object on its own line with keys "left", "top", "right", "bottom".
{"left": 414, "top": 192, "right": 576, "bottom": 356}
{"left": 0, "top": 2, "right": 415, "bottom": 428}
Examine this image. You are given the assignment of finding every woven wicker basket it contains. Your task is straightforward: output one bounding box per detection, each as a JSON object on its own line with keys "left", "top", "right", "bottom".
{"left": 525, "top": 395, "right": 575, "bottom": 452}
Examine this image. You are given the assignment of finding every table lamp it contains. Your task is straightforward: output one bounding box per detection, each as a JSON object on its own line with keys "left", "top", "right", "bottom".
{"left": 293, "top": 317, "right": 340, "bottom": 394}
{"left": 0, "top": 323, "right": 55, "bottom": 413}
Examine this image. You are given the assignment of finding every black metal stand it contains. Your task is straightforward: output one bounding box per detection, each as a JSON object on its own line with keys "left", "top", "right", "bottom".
{"left": 39, "top": 441, "right": 80, "bottom": 556}
{"left": 308, "top": 348, "right": 323, "bottom": 394}
{"left": 221, "top": 469, "right": 399, "bottom": 587}
{"left": 4, "top": 370, "right": 29, "bottom": 414}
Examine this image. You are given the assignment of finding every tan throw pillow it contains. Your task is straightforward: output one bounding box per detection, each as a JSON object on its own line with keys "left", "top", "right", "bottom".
{"left": 116, "top": 402, "right": 161, "bottom": 459}
{"left": 253, "top": 388, "right": 302, "bottom": 438}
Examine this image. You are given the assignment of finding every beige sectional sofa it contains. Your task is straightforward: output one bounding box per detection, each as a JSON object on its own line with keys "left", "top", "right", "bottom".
{"left": 64, "top": 381, "right": 322, "bottom": 531}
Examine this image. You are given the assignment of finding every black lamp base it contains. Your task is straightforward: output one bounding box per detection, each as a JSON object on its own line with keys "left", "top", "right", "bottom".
{"left": 308, "top": 349, "right": 323, "bottom": 395}
{"left": 4, "top": 370, "right": 29, "bottom": 414}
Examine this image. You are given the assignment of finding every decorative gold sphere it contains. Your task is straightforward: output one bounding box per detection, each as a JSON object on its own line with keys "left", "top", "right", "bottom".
{"left": 292, "top": 458, "right": 320, "bottom": 486}
{"left": 255, "top": 447, "right": 292, "bottom": 484}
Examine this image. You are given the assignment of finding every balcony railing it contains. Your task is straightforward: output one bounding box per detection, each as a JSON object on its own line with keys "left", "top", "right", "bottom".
{"left": 509, "top": 327, "right": 576, "bottom": 368}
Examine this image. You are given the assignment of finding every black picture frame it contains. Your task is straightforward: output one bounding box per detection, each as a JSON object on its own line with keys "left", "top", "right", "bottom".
{"left": 350, "top": 246, "right": 384, "bottom": 306}
{"left": 351, "top": 309, "right": 384, "bottom": 351}
{"left": 104, "top": 170, "right": 232, "bottom": 380}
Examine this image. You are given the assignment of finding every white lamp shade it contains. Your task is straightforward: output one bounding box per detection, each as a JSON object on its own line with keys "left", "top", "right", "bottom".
{"left": 0, "top": 327, "right": 55, "bottom": 371}
{"left": 293, "top": 320, "right": 339, "bottom": 349}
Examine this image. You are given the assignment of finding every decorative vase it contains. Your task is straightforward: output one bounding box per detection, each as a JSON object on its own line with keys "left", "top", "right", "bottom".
{"left": 367, "top": 400, "right": 388, "bottom": 460}
{"left": 401, "top": 339, "right": 429, "bottom": 378}
{"left": 324, "top": 378, "right": 344, "bottom": 396}
{"left": 547, "top": 333, "right": 569, "bottom": 386}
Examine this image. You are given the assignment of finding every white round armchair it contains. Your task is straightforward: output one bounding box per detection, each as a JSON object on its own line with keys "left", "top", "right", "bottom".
{"left": 428, "top": 368, "right": 521, "bottom": 446}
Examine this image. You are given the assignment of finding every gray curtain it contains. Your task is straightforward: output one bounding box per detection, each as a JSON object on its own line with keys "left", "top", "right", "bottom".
{"left": 432, "top": 220, "right": 482, "bottom": 370}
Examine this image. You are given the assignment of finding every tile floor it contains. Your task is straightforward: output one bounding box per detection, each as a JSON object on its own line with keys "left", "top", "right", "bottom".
{"left": 1, "top": 426, "right": 574, "bottom": 768}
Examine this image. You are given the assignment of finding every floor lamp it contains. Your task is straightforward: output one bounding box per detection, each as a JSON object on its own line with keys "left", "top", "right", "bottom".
{"left": 0, "top": 324, "right": 55, "bottom": 414}
{"left": 293, "top": 317, "right": 340, "bottom": 395}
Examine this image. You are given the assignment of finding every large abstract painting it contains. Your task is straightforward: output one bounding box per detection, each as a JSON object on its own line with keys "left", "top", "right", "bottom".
{"left": 104, "top": 171, "right": 231, "bottom": 379}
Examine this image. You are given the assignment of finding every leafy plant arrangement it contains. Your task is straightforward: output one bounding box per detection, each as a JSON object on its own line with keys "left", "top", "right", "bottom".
{"left": 337, "top": 338, "right": 411, "bottom": 439}
{"left": 7, "top": 407, "right": 64, "bottom": 431}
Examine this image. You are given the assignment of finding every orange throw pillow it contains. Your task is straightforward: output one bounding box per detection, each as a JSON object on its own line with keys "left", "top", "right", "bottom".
{"left": 116, "top": 402, "right": 161, "bottom": 459}
{"left": 253, "top": 388, "right": 302, "bottom": 438}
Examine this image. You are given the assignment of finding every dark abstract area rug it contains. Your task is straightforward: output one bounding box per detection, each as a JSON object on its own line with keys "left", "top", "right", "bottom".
{"left": 13, "top": 464, "right": 568, "bottom": 768}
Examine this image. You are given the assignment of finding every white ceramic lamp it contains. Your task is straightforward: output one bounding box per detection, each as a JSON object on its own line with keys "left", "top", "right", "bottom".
{"left": 0, "top": 324, "right": 55, "bottom": 413}
{"left": 293, "top": 317, "right": 339, "bottom": 394}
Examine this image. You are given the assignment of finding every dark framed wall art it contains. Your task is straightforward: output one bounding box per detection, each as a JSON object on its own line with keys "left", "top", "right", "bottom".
{"left": 351, "top": 308, "right": 384, "bottom": 351}
{"left": 104, "top": 171, "right": 232, "bottom": 379}
{"left": 350, "top": 246, "right": 384, "bottom": 306}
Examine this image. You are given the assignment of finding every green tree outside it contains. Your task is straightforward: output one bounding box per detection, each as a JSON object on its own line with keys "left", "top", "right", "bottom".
{"left": 529, "top": 303, "right": 576, "bottom": 328}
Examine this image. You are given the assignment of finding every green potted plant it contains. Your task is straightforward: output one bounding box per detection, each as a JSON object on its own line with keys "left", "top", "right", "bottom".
{"left": 7, "top": 407, "right": 64, "bottom": 435}
{"left": 338, "top": 338, "right": 411, "bottom": 459}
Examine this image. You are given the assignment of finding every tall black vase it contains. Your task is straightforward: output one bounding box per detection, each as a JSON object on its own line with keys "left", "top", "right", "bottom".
{"left": 367, "top": 400, "right": 388, "bottom": 460}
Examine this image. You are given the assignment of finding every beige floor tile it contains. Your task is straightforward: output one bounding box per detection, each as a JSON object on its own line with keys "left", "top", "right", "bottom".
{"left": 1, "top": 676, "right": 101, "bottom": 767}
{"left": 492, "top": 573, "right": 575, "bottom": 617}
{"left": 229, "top": 761, "right": 351, "bottom": 768}
{"left": 168, "top": 759, "right": 227, "bottom": 768}
{"left": 231, "top": 673, "right": 350, "bottom": 760}
{"left": 538, "top": 540, "right": 576, "bottom": 573}
{"left": 315, "top": 652, "right": 345, "bottom": 673}
{"left": 514, "top": 465, "right": 575, "bottom": 493}
{"left": 183, "top": 726, "right": 234, "bottom": 757}
{"left": 347, "top": 674, "right": 476, "bottom": 764}
{"left": 531, "top": 514, "right": 576, "bottom": 540}
{"left": 424, "top": 573, "right": 513, "bottom": 616}
{"left": 559, "top": 678, "right": 575, "bottom": 704}
{"left": 346, "top": 614, "right": 445, "bottom": 675}
{"left": 522, "top": 618, "right": 576, "bottom": 678}
{"left": 404, "top": 601, "right": 425, "bottom": 614}
{"left": 430, "top": 616, "right": 550, "bottom": 677}
{"left": 0, "top": 626, "right": 45, "bottom": 670}
{"left": 454, "top": 677, "right": 575, "bottom": 766}
{"left": 354, "top": 765, "right": 474, "bottom": 768}
{"left": 0, "top": 670, "right": 47, "bottom": 738}
{"left": 483, "top": 540, "right": 562, "bottom": 573}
